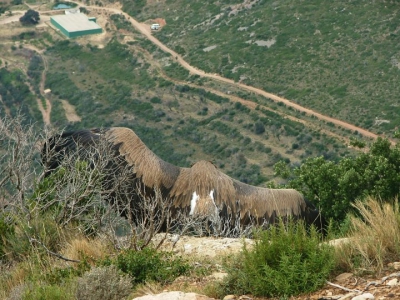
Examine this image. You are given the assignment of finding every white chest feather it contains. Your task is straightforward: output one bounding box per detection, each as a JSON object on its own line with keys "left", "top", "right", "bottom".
{"left": 189, "top": 191, "right": 199, "bottom": 215}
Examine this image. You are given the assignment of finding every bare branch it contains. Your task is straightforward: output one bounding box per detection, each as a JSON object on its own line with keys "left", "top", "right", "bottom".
{"left": 326, "top": 281, "right": 361, "bottom": 293}
{"left": 30, "top": 238, "right": 80, "bottom": 263}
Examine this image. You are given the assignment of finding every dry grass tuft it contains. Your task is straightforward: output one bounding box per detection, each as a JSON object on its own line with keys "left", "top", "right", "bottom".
{"left": 62, "top": 236, "right": 110, "bottom": 263}
{"left": 131, "top": 282, "right": 164, "bottom": 298}
{"left": 0, "top": 262, "right": 30, "bottom": 299}
{"left": 335, "top": 197, "right": 400, "bottom": 273}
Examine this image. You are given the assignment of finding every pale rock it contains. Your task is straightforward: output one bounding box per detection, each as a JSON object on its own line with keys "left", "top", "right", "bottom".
{"left": 223, "top": 295, "right": 236, "bottom": 300}
{"left": 133, "top": 291, "right": 215, "bottom": 300}
{"left": 328, "top": 238, "right": 352, "bottom": 247}
{"left": 351, "top": 293, "right": 374, "bottom": 300}
{"left": 335, "top": 273, "right": 354, "bottom": 282}
{"left": 183, "top": 244, "right": 192, "bottom": 253}
{"left": 207, "top": 272, "right": 228, "bottom": 281}
{"left": 338, "top": 292, "right": 356, "bottom": 300}
{"left": 393, "top": 262, "right": 400, "bottom": 270}
{"left": 386, "top": 278, "right": 398, "bottom": 286}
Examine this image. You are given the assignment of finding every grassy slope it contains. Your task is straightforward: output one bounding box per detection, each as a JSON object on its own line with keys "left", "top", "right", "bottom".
{"left": 127, "top": 0, "right": 400, "bottom": 136}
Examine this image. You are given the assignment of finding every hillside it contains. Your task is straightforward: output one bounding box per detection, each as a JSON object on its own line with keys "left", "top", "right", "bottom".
{"left": 128, "top": 0, "right": 400, "bottom": 135}
{"left": 0, "top": 0, "right": 385, "bottom": 187}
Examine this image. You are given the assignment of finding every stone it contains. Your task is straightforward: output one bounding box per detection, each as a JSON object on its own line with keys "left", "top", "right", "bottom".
{"left": 223, "top": 295, "right": 236, "bottom": 300}
{"left": 207, "top": 272, "right": 228, "bottom": 281}
{"left": 339, "top": 292, "right": 357, "bottom": 300}
{"left": 335, "top": 273, "right": 354, "bottom": 282}
{"left": 351, "top": 293, "right": 375, "bottom": 300}
{"left": 386, "top": 278, "right": 398, "bottom": 286}
{"left": 133, "top": 291, "right": 215, "bottom": 300}
{"left": 328, "top": 238, "right": 353, "bottom": 247}
{"left": 392, "top": 262, "right": 400, "bottom": 270}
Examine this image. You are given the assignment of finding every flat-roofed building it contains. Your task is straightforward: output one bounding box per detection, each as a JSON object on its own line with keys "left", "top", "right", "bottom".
{"left": 50, "top": 13, "right": 102, "bottom": 38}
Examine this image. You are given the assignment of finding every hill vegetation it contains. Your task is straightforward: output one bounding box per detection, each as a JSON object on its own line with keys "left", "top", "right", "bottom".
{"left": 128, "top": 0, "right": 400, "bottom": 136}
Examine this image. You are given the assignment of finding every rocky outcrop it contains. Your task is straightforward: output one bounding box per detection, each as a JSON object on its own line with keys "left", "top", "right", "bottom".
{"left": 133, "top": 291, "right": 215, "bottom": 300}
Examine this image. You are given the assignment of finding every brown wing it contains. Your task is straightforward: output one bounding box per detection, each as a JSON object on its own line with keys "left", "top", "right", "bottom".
{"left": 105, "top": 127, "right": 181, "bottom": 190}
{"left": 232, "top": 180, "right": 306, "bottom": 223}
{"left": 169, "top": 160, "right": 306, "bottom": 223}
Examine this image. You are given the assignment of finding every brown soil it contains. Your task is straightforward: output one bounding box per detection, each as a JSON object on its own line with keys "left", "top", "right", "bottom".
{"left": 151, "top": 18, "right": 167, "bottom": 27}
{"left": 61, "top": 100, "right": 81, "bottom": 122}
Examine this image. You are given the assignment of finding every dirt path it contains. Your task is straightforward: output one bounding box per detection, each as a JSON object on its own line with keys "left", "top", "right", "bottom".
{"left": 0, "top": 12, "right": 22, "bottom": 25}
{"left": 117, "top": 10, "right": 382, "bottom": 138}
{"left": 75, "top": 1, "right": 390, "bottom": 143}
{"left": 61, "top": 100, "right": 81, "bottom": 122}
{"left": 23, "top": 45, "right": 52, "bottom": 125}
{"left": 139, "top": 47, "right": 350, "bottom": 145}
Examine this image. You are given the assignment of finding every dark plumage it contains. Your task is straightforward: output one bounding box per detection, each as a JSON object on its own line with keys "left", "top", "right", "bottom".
{"left": 42, "top": 127, "right": 326, "bottom": 233}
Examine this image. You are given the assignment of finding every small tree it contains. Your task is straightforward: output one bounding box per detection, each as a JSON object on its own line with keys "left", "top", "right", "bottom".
{"left": 19, "top": 9, "right": 40, "bottom": 25}
{"left": 274, "top": 137, "right": 400, "bottom": 227}
{"left": 254, "top": 121, "right": 265, "bottom": 135}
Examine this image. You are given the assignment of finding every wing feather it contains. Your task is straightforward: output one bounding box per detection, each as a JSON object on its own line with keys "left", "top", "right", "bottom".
{"left": 105, "top": 127, "right": 180, "bottom": 190}
{"left": 232, "top": 180, "right": 306, "bottom": 222}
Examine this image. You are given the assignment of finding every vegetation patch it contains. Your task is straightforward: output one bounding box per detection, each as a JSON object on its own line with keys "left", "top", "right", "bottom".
{"left": 218, "top": 222, "right": 335, "bottom": 298}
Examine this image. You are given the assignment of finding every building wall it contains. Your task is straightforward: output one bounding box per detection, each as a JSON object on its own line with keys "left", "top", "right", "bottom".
{"left": 69, "top": 28, "right": 102, "bottom": 38}
{"left": 50, "top": 18, "right": 70, "bottom": 38}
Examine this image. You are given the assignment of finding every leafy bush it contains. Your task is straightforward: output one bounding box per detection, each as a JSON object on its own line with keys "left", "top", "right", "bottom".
{"left": 220, "top": 221, "right": 335, "bottom": 298}
{"left": 19, "top": 9, "right": 40, "bottom": 25}
{"left": 275, "top": 137, "right": 400, "bottom": 227}
{"left": 6, "top": 214, "right": 62, "bottom": 262}
{"left": 76, "top": 265, "right": 132, "bottom": 300}
{"left": 254, "top": 121, "right": 265, "bottom": 135}
{"left": 22, "top": 284, "right": 72, "bottom": 300}
{"left": 110, "top": 247, "right": 190, "bottom": 285}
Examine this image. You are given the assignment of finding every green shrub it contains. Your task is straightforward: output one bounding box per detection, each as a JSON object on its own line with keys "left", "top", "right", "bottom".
{"left": 0, "top": 214, "right": 15, "bottom": 259}
{"left": 2, "top": 213, "right": 61, "bottom": 262}
{"left": 22, "top": 284, "right": 72, "bottom": 300}
{"left": 220, "top": 221, "right": 335, "bottom": 298}
{"left": 45, "top": 260, "right": 91, "bottom": 285}
{"left": 76, "top": 265, "right": 132, "bottom": 300}
{"left": 111, "top": 247, "right": 190, "bottom": 285}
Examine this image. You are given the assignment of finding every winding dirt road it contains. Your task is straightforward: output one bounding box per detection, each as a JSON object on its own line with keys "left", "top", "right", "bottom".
{"left": 80, "top": 2, "right": 386, "bottom": 142}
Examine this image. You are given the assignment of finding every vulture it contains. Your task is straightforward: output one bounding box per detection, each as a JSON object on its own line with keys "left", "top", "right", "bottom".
{"left": 42, "top": 127, "right": 326, "bottom": 234}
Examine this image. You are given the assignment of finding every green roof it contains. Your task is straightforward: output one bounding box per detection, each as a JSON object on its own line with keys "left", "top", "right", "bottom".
{"left": 51, "top": 13, "right": 101, "bottom": 33}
